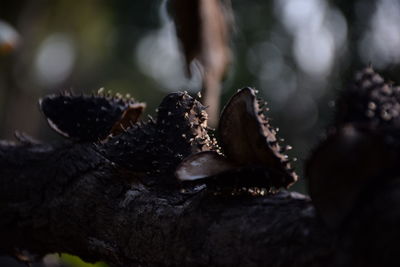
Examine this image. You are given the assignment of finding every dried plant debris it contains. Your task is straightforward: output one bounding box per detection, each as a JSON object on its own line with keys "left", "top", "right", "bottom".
{"left": 97, "top": 92, "right": 216, "bottom": 176}
{"left": 176, "top": 88, "right": 298, "bottom": 192}
{"left": 170, "top": 0, "right": 232, "bottom": 127}
{"left": 307, "top": 67, "right": 400, "bottom": 228}
{"left": 335, "top": 66, "right": 400, "bottom": 128}
{"left": 170, "top": 0, "right": 231, "bottom": 76}
{"left": 39, "top": 90, "right": 145, "bottom": 142}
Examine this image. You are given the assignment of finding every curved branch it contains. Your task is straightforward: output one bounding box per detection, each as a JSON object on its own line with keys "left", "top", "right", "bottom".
{"left": 0, "top": 141, "right": 335, "bottom": 267}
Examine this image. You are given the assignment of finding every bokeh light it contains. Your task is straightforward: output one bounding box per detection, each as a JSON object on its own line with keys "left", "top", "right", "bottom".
{"left": 34, "top": 33, "right": 76, "bottom": 87}
{"left": 359, "top": 0, "right": 400, "bottom": 67}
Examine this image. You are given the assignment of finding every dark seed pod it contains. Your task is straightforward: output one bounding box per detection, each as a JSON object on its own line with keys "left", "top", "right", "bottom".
{"left": 96, "top": 121, "right": 159, "bottom": 173}
{"left": 307, "top": 67, "right": 400, "bottom": 229}
{"left": 176, "top": 87, "right": 298, "bottom": 191}
{"left": 335, "top": 66, "right": 400, "bottom": 128}
{"left": 39, "top": 92, "right": 145, "bottom": 142}
{"left": 219, "top": 87, "right": 297, "bottom": 188}
{"left": 156, "top": 91, "right": 217, "bottom": 154}
{"left": 306, "top": 124, "right": 398, "bottom": 229}
{"left": 97, "top": 92, "right": 216, "bottom": 176}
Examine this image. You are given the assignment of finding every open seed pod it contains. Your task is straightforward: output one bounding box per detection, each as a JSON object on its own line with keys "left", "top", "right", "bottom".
{"left": 176, "top": 87, "right": 298, "bottom": 191}
{"left": 39, "top": 90, "right": 145, "bottom": 142}
{"left": 219, "top": 87, "right": 297, "bottom": 187}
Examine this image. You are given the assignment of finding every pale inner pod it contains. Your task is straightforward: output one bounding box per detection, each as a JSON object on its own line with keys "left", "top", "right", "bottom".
{"left": 176, "top": 151, "right": 235, "bottom": 181}
{"left": 110, "top": 103, "right": 146, "bottom": 136}
{"left": 307, "top": 124, "right": 398, "bottom": 229}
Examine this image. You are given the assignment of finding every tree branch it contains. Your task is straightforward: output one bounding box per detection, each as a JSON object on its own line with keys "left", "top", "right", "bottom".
{"left": 0, "top": 141, "right": 334, "bottom": 266}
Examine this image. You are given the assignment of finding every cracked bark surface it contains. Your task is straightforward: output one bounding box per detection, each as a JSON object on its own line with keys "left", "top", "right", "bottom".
{"left": 0, "top": 140, "right": 333, "bottom": 266}
{"left": 2, "top": 133, "right": 400, "bottom": 267}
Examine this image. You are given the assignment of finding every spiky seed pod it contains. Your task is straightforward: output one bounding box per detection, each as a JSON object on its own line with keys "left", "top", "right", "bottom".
{"left": 307, "top": 67, "right": 400, "bottom": 229}
{"left": 97, "top": 92, "right": 216, "bottom": 176}
{"left": 39, "top": 92, "right": 145, "bottom": 142}
{"left": 96, "top": 121, "right": 159, "bottom": 173}
{"left": 156, "top": 91, "right": 217, "bottom": 154}
{"left": 335, "top": 66, "right": 400, "bottom": 128}
{"left": 219, "top": 87, "right": 297, "bottom": 188}
{"left": 176, "top": 87, "right": 298, "bottom": 191}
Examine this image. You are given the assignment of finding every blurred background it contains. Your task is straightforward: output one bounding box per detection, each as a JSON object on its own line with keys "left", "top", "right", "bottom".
{"left": 1, "top": 0, "right": 400, "bottom": 266}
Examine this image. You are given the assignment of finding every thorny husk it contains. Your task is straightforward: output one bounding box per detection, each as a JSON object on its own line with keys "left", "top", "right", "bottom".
{"left": 39, "top": 90, "right": 145, "bottom": 142}
{"left": 96, "top": 92, "right": 217, "bottom": 181}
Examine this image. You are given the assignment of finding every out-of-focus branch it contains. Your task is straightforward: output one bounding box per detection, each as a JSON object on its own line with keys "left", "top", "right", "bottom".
{"left": 171, "top": 0, "right": 231, "bottom": 127}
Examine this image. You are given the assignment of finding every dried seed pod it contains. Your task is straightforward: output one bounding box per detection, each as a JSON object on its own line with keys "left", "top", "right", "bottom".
{"left": 39, "top": 92, "right": 145, "bottom": 142}
{"left": 335, "top": 66, "right": 400, "bottom": 128}
{"left": 156, "top": 91, "right": 216, "bottom": 154}
{"left": 219, "top": 87, "right": 297, "bottom": 188}
{"left": 176, "top": 87, "right": 298, "bottom": 191}
{"left": 97, "top": 92, "right": 216, "bottom": 175}
{"left": 308, "top": 68, "right": 400, "bottom": 229}
{"left": 306, "top": 124, "right": 397, "bottom": 229}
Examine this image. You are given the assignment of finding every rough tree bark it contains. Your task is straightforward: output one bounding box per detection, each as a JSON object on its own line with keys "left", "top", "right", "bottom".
{"left": 0, "top": 140, "right": 332, "bottom": 266}
{"left": 1, "top": 75, "right": 400, "bottom": 266}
